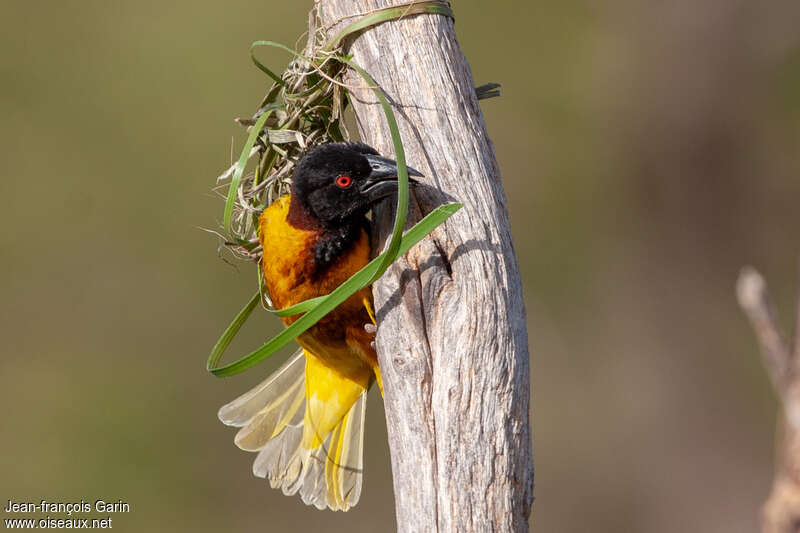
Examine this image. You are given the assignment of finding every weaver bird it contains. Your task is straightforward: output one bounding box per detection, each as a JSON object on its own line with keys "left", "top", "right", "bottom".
{"left": 218, "top": 142, "right": 422, "bottom": 511}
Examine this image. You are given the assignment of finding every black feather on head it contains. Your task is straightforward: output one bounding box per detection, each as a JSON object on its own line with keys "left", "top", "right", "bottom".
{"left": 288, "top": 142, "right": 422, "bottom": 230}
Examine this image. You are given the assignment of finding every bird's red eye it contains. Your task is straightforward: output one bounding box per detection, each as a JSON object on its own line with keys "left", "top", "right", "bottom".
{"left": 335, "top": 175, "right": 352, "bottom": 188}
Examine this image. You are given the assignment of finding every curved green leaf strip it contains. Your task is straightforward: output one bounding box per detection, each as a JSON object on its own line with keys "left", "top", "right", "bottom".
{"left": 207, "top": 202, "right": 461, "bottom": 376}
{"left": 324, "top": 1, "right": 454, "bottom": 51}
{"left": 223, "top": 106, "right": 280, "bottom": 234}
{"left": 253, "top": 40, "right": 314, "bottom": 65}
{"left": 340, "top": 58, "right": 409, "bottom": 282}
{"left": 206, "top": 291, "right": 261, "bottom": 372}
{"left": 250, "top": 41, "right": 288, "bottom": 86}
{"left": 266, "top": 294, "right": 326, "bottom": 316}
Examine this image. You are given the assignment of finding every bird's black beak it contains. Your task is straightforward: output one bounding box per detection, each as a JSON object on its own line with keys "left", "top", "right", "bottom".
{"left": 360, "top": 154, "right": 423, "bottom": 202}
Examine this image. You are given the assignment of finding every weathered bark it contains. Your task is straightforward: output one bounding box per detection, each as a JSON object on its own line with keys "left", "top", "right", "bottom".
{"left": 737, "top": 264, "right": 800, "bottom": 533}
{"left": 316, "top": 2, "right": 534, "bottom": 531}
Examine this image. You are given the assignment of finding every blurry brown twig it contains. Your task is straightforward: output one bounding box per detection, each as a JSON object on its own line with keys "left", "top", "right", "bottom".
{"left": 737, "top": 261, "right": 800, "bottom": 533}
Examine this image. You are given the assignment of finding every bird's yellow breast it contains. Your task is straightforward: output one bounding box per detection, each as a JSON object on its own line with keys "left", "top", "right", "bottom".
{"left": 258, "top": 195, "right": 375, "bottom": 384}
{"left": 258, "top": 195, "right": 370, "bottom": 311}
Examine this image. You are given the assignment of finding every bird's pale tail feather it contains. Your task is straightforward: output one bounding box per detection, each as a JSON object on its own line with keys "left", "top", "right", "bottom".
{"left": 218, "top": 349, "right": 366, "bottom": 511}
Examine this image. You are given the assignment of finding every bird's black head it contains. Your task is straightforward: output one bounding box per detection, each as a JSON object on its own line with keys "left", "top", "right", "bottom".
{"left": 288, "top": 142, "right": 422, "bottom": 229}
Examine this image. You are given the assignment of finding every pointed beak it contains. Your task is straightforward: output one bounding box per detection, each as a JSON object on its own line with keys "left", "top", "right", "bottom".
{"left": 360, "top": 154, "right": 423, "bottom": 202}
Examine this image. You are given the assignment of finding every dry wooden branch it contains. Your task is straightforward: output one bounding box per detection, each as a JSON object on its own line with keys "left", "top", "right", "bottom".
{"left": 315, "top": 1, "right": 534, "bottom": 531}
{"left": 737, "top": 262, "right": 800, "bottom": 533}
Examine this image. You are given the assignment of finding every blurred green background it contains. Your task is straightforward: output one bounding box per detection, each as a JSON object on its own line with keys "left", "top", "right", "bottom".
{"left": 2, "top": 1, "right": 799, "bottom": 531}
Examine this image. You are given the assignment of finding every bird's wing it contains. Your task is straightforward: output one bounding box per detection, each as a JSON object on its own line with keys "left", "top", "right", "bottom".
{"left": 218, "top": 348, "right": 305, "bottom": 433}
{"left": 218, "top": 348, "right": 368, "bottom": 511}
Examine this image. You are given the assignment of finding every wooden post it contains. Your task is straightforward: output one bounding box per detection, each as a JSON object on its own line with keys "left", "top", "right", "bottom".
{"left": 316, "top": 2, "right": 534, "bottom": 531}
{"left": 737, "top": 264, "right": 800, "bottom": 533}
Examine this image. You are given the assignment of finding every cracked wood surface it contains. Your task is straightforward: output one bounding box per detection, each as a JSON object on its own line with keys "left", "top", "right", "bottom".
{"left": 316, "top": 1, "right": 534, "bottom": 531}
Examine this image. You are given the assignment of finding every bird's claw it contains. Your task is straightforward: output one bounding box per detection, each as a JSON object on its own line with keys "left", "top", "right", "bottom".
{"left": 363, "top": 323, "right": 377, "bottom": 350}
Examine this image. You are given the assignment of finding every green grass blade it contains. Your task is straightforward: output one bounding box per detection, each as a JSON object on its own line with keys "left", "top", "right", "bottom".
{"left": 208, "top": 202, "right": 461, "bottom": 376}
{"left": 206, "top": 291, "right": 260, "bottom": 371}
{"left": 210, "top": 262, "right": 380, "bottom": 377}
{"left": 266, "top": 295, "right": 326, "bottom": 316}
{"left": 253, "top": 40, "right": 313, "bottom": 63}
{"left": 339, "top": 57, "right": 409, "bottom": 281}
{"left": 324, "top": 1, "right": 454, "bottom": 51}
{"left": 250, "top": 41, "right": 288, "bottom": 86}
{"left": 223, "top": 106, "right": 278, "bottom": 234}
